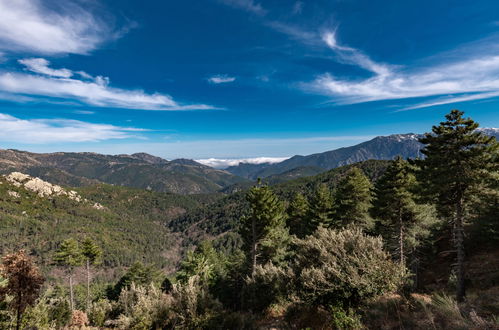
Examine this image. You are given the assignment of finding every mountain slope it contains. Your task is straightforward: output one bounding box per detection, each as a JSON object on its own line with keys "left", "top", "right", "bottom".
{"left": 226, "top": 129, "right": 499, "bottom": 180}
{"left": 0, "top": 149, "right": 248, "bottom": 194}
{"left": 226, "top": 134, "right": 422, "bottom": 179}
{"left": 0, "top": 173, "right": 206, "bottom": 269}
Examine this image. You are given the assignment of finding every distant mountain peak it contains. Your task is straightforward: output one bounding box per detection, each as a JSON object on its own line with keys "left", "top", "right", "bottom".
{"left": 170, "top": 158, "right": 204, "bottom": 166}
{"left": 127, "top": 153, "right": 169, "bottom": 164}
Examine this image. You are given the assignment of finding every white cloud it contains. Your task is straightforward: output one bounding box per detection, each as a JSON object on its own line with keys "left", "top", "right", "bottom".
{"left": 18, "top": 58, "right": 73, "bottom": 78}
{"left": 197, "top": 157, "right": 289, "bottom": 169}
{"left": 322, "top": 31, "right": 392, "bottom": 76}
{"left": 266, "top": 22, "right": 317, "bottom": 44}
{"left": 0, "top": 0, "right": 110, "bottom": 55}
{"left": 219, "top": 0, "right": 266, "bottom": 15}
{"left": 0, "top": 59, "right": 215, "bottom": 110}
{"left": 307, "top": 30, "right": 499, "bottom": 109}
{"left": 208, "top": 74, "right": 236, "bottom": 84}
{"left": 398, "top": 91, "right": 499, "bottom": 111}
{"left": 0, "top": 113, "right": 144, "bottom": 143}
{"left": 73, "top": 110, "right": 95, "bottom": 115}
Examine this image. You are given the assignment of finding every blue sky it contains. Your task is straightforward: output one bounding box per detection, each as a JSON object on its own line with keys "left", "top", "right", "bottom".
{"left": 0, "top": 0, "right": 499, "bottom": 165}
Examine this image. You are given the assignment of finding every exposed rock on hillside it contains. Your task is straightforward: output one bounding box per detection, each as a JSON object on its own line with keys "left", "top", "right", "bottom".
{"left": 4, "top": 172, "right": 104, "bottom": 209}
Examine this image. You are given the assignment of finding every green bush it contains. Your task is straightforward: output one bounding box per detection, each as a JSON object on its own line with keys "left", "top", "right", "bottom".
{"left": 291, "top": 227, "right": 404, "bottom": 308}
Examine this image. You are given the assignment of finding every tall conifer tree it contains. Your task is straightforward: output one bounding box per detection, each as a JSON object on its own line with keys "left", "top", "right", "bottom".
{"left": 307, "top": 183, "right": 334, "bottom": 232}
{"left": 334, "top": 168, "right": 374, "bottom": 230}
{"left": 287, "top": 192, "right": 310, "bottom": 238}
{"left": 240, "top": 183, "right": 287, "bottom": 277}
{"left": 417, "top": 109, "right": 498, "bottom": 302}
{"left": 373, "top": 157, "right": 436, "bottom": 269}
{"left": 81, "top": 238, "right": 102, "bottom": 312}
{"left": 54, "top": 238, "right": 83, "bottom": 311}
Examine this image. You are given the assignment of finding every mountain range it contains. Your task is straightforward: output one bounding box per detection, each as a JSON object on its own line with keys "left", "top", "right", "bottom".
{"left": 225, "top": 129, "right": 499, "bottom": 179}
{"left": 0, "top": 150, "right": 247, "bottom": 194}
{"left": 0, "top": 129, "right": 496, "bottom": 194}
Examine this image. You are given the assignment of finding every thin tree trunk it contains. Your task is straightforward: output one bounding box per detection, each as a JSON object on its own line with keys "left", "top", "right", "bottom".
{"left": 86, "top": 259, "right": 90, "bottom": 312}
{"left": 69, "top": 274, "right": 74, "bottom": 311}
{"left": 455, "top": 196, "right": 466, "bottom": 302}
{"left": 399, "top": 208, "right": 405, "bottom": 268}
{"left": 251, "top": 218, "right": 257, "bottom": 278}
{"left": 16, "top": 305, "right": 21, "bottom": 330}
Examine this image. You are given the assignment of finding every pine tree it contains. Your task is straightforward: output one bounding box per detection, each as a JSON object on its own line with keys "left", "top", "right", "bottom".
{"left": 373, "top": 157, "right": 437, "bottom": 270}
{"left": 54, "top": 238, "right": 83, "bottom": 311}
{"left": 0, "top": 250, "right": 44, "bottom": 330}
{"left": 417, "top": 109, "right": 499, "bottom": 302}
{"left": 307, "top": 183, "right": 334, "bottom": 232}
{"left": 239, "top": 184, "right": 287, "bottom": 277}
{"left": 286, "top": 192, "right": 310, "bottom": 238}
{"left": 334, "top": 168, "right": 374, "bottom": 230}
{"left": 81, "top": 238, "right": 102, "bottom": 312}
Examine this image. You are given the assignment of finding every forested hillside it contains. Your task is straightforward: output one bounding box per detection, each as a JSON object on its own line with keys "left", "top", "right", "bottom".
{"left": 0, "top": 111, "right": 498, "bottom": 329}
{"left": 0, "top": 150, "right": 247, "bottom": 194}
{"left": 0, "top": 173, "right": 205, "bottom": 270}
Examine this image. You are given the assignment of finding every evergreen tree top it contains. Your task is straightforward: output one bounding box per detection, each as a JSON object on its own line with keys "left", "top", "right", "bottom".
{"left": 418, "top": 109, "right": 499, "bottom": 204}
{"left": 81, "top": 238, "right": 102, "bottom": 265}
{"left": 53, "top": 238, "right": 83, "bottom": 268}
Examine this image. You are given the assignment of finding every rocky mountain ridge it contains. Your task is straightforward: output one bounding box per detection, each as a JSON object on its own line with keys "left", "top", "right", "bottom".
{"left": 0, "top": 150, "right": 247, "bottom": 194}
{"left": 225, "top": 129, "right": 499, "bottom": 179}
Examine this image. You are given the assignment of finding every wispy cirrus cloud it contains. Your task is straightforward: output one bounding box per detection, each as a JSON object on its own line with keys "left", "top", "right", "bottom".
{"left": 208, "top": 74, "right": 236, "bottom": 84}
{"left": 18, "top": 58, "right": 73, "bottom": 78}
{"left": 0, "top": 59, "right": 215, "bottom": 110}
{"left": 219, "top": 0, "right": 266, "bottom": 15}
{"left": 0, "top": 0, "right": 111, "bottom": 55}
{"left": 305, "top": 30, "right": 499, "bottom": 109}
{"left": 0, "top": 113, "right": 144, "bottom": 143}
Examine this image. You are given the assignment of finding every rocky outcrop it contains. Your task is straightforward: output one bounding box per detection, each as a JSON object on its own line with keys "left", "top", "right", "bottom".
{"left": 4, "top": 172, "right": 104, "bottom": 209}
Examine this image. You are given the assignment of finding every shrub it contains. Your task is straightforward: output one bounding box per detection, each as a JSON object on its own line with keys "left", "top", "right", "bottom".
{"left": 70, "top": 310, "right": 89, "bottom": 327}
{"left": 243, "top": 262, "right": 292, "bottom": 312}
{"left": 88, "top": 299, "right": 114, "bottom": 327}
{"left": 168, "top": 275, "right": 222, "bottom": 328}
{"left": 291, "top": 227, "right": 404, "bottom": 308}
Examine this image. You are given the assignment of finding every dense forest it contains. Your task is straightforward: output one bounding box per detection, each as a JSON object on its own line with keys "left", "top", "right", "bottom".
{"left": 1, "top": 110, "right": 499, "bottom": 329}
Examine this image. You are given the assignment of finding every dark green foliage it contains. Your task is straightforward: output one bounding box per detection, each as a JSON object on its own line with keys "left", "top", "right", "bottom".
{"left": 81, "top": 238, "right": 102, "bottom": 266}
{"left": 286, "top": 192, "right": 310, "bottom": 238}
{"left": 333, "top": 168, "right": 374, "bottom": 230}
{"left": 307, "top": 183, "right": 334, "bottom": 231}
{"left": 110, "top": 262, "right": 160, "bottom": 300}
{"left": 329, "top": 305, "right": 363, "bottom": 329}
{"left": 81, "top": 238, "right": 102, "bottom": 311}
{"left": 171, "top": 160, "right": 391, "bottom": 248}
{"left": 372, "top": 157, "right": 437, "bottom": 267}
{"left": 54, "top": 239, "right": 83, "bottom": 269}
{"left": 160, "top": 277, "right": 173, "bottom": 293}
{"left": 240, "top": 185, "right": 288, "bottom": 275}
{"left": 176, "top": 241, "right": 226, "bottom": 287}
{"left": 417, "top": 109, "right": 499, "bottom": 301}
